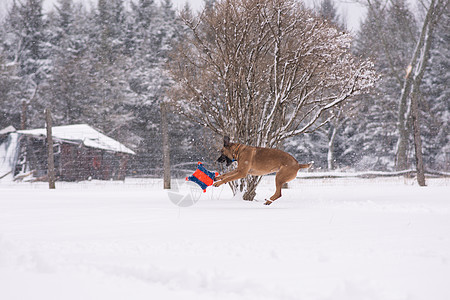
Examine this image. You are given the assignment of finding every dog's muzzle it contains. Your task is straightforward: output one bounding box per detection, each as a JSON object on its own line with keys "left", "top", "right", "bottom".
{"left": 217, "top": 154, "right": 233, "bottom": 166}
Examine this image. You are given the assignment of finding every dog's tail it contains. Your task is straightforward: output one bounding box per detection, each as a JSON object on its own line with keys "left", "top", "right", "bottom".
{"left": 298, "top": 162, "right": 313, "bottom": 169}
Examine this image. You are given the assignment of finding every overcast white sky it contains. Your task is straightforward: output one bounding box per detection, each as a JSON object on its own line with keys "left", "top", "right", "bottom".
{"left": 1, "top": 0, "right": 366, "bottom": 32}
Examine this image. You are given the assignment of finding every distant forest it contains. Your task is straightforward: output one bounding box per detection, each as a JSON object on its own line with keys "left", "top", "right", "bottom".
{"left": 0, "top": 0, "right": 448, "bottom": 175}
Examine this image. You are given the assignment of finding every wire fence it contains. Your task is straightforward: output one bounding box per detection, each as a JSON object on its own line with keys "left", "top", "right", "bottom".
{"left": 1, "top": 132, "right": 449, "bottom": 189}
{"left": 1, "top": 168, "right": 449, "bottom": 190}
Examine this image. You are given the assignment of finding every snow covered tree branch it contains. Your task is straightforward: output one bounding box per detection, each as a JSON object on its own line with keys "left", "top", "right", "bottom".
{"left": 168, "top": 0, "right": 376, "bottom": 149}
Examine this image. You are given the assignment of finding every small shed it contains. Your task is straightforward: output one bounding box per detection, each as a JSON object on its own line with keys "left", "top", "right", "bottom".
{"left": 0, "top": 124, "right": 135, "bottom": 182}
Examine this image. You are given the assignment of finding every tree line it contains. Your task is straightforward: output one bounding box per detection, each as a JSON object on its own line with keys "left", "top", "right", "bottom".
{"left": 0, "top": 0, "right": 448, "bottom": 181}
{"left": 285, "top": 0, "right": 448, "bottom": 175}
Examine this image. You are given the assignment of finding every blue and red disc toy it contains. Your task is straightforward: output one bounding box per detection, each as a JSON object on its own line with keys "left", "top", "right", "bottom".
{"left": 185, "top": 162, "right": 219, "bottom": 193}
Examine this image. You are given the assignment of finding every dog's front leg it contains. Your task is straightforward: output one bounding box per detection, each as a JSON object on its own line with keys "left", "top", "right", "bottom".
{"left": 214, "top": 172, "right": 230, "bottom": 181}
{"left": 213, "top": 167, "right": 249, "bottom": 187}
{"left": 213, "top": 169, "right": 240, "bottom": 187}
{"left": 215, "top": 168, "right": 243, "bottom": 181}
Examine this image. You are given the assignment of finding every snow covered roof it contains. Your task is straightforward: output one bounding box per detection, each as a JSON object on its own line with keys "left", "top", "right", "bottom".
{"left": 0, "top": 125, "right": 16, "bottom": 135}
{"left": 17, "top": 124, "right": 135, "bottom": 155}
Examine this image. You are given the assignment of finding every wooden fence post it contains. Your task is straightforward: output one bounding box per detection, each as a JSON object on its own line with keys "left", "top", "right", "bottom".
{"left": 161, "top": 102, "right": 171, "bottom": 189}
{"left": 21, "top": 100, "right": 27, "bottom": 130}
{"left": 45, "top": 108, "right": 56, "bottom": 189}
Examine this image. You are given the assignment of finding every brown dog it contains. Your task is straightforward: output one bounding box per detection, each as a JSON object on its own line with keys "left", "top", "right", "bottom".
{"left": 214, "top": 137, "right": 312, "bottom": 205}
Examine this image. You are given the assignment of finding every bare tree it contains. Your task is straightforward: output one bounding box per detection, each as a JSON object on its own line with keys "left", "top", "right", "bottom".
{"left": 401, "top": 0, "right": 448, "bottom": 186}
{"left": 363, "top": 0, "right": 447, "bottom": 177}
{"left": 168, "top": 0, "right": 376, "bottom": 200}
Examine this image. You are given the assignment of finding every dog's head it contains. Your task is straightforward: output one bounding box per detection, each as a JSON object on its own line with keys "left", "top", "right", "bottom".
{"left": 217, "top": 136, "right": 234, "bottom": 166}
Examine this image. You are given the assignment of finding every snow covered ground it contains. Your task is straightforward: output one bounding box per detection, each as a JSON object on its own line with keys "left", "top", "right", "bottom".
{"left": 1, "top": 176, "right": 449, "bottom": 300}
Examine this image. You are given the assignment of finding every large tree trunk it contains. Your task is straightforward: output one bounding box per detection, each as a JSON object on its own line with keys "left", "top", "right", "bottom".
{"left": 407, "top": 0, "right": 445, "bottom": 185}
{"left": 410, "top": 93, "right": 426, "bottom": 186}
{"left": 396, "top": 96, "right": 410, "bottom": 171}
{"left": 395, "top": 0, "right": 445, "bottom": 180}
{"left": 327, "top": 124, "right": 337, "bottom": 170}
{"left": 243, "top": 176, "right": 261, "bottom": 201}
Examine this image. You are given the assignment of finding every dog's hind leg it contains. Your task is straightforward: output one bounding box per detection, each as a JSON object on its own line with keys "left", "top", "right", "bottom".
{"left": 264, "top": 166, "right": 298, "bottom": 205}
{"left": 264, "top": 181, "right": 282, "bottom": 205}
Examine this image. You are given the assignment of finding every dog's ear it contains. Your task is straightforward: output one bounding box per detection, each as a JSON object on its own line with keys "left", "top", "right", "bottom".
{"left": 223, "top": 136, "right": 231, "bottom": 147}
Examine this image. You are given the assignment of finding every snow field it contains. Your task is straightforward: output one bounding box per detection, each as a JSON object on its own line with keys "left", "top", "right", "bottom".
{"left": 0, "top": 177, "right": 449, "bottom": 300}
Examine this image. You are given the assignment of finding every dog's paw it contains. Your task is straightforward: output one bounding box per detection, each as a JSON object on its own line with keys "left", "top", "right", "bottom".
{"left": 213, "top": 181, "right": 222, "bottom": 187}
{"left": 264, "top": 199, "right": 273, "bottom": 205}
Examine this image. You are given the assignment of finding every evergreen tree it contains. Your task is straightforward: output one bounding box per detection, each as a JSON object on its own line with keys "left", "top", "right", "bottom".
{"left": 45, "top": 0, "right": 94, "bottom": 125}
{"left": 287, "top": 0, "right": 351, "bottom": 170}
{"left": 421, "top": 4, "right": 449, "bottom": 171}
{"left": 93, "top": 0, "right": 127, "bottom": 63}
{"left": 125, "top": 0, "right": 195, "bottom": 174}
{"left": 1, "top": 0, "right": 51, "bottom": 128}
{"left": 318, "top": 0, "right": 340, "bottom": 26}
{"left": 350, "top": 0, "right": 418, "bottom": 170}
{"left": 0, "top": 52, "right": 21, "bottom": 128}
{"left": 77, "top": 0, "right": 135, "bottom": 143}
{"left": 318, "top": 0, "right": 350, "bottom": 170}
{"left": 17, "top": 0, "right": 47, "bottom": 80}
